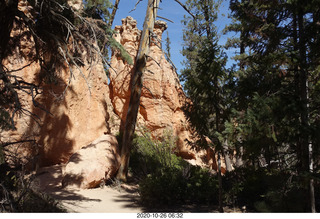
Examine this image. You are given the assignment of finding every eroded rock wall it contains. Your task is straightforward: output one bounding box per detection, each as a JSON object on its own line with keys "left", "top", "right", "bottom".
{"left": 109, "top": 17, "right": 207, "bottom": 163}
{"left": 1, "top": 0, "right": 118, "bottom": 167}
{"left": 2, "top": 49, "right": 116, "bottom": 167}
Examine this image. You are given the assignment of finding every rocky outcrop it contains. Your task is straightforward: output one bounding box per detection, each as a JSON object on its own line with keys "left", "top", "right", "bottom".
{"left": 62, "top": 134, "right": 120, "bottom": 189}
{"left": 1, "top": 0, "right": 119, "bottom": 167}
{"left": 110, "top": 17, "right": 200, "bottom": 161}
{"left": 2, "top": 48, "right": 117, "bottom": 166}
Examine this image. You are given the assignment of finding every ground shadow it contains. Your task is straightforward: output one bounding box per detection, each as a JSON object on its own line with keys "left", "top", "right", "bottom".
{"left": 25, "top": 76, "right": 76, "bottom": 167}
{"left": 110, "top": 176, "right": 239, "bottom": 213}
{"left": 33, "top": 164, "right": 102, "bottom": 211}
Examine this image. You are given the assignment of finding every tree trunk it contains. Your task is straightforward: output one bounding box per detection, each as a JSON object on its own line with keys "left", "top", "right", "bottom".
{"left": 116, "top": 0, "right": 160, "bottom": 182}
{"left": 236, "top": 0, "right": 245, "bottom": 168}
{"left": 297, "top": 7, "right": 316, "bottom": 213}
{"left": 222, "top": 139, "right": 233, "bottom": 172}
{"left": 236, "top": 145, "right": 244, "bottom": 167}
{"left": 310, "top": 7, "right": 319, "bottom": 214}
{"left": 108, "top": 0, "right": 120, "bottom": 27}
{"left": 239, "top": 0, "right": 245, "bottom": 71}
{"left": 292, "top": 12, "right": 301, "bottom": 170}
{"left": 218, "top": 152, "right": 224, "bottom": 213}
{"left": 298, "top": 8, "right": 309, "bottom": 174}
{"left": 309, "top": 143, "right": 315, "bottom": 213}
{"left": 237, "top": 9, "right": 245, "bottom": 167}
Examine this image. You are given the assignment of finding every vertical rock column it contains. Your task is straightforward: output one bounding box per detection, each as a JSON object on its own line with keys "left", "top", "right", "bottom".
{"left": 110, "top": 17, "right": 199, "bottom": 161}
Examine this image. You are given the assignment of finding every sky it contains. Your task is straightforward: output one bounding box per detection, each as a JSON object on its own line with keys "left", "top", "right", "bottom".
{"left": 112, "top": 0, "right": 237, "bottom": 74}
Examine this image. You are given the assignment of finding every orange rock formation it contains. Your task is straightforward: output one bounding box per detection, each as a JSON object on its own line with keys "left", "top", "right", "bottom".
{"left": 110, "top": 16, "right": 198, "bottom": 160}
{"left": 1, "top": 1, "right": 117, "bottom": 167}
{"left": 1, "top": 5, "right": 219, "bottom": 173}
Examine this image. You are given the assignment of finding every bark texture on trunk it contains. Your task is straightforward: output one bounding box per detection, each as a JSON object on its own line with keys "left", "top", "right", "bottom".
{"left": 218, "top": 152, "right": 224, "bottom": 213}
{"left": 297, "top": 7, "right": 316, "bottom": 213}
{"left": 222, "top": 139, "right": 233, "bottom": 172}
{"left": 116, "top": 0, "right": 160, "bottom": 181}
{"left": 108, "top": 0, "right": 120, "bottom": 27}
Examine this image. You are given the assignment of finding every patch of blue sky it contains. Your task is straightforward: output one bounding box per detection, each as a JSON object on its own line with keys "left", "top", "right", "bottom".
{"left": 112, "top": 0, "right": 239, "bottom": 74}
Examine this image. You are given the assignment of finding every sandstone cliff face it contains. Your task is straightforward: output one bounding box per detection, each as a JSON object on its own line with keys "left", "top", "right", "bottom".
{"left": 1, "top": 0, "right": 118, "bottom": 167}
{"left": 2, "top": 48, "right": 116, "bottom": 166}
{"left": 110, "top": 17, "right": 201, "bottom": 161}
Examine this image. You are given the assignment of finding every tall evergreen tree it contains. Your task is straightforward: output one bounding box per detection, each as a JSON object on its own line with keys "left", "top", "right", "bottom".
{"left": 181, "top": 0, "right": 235, "bottom": 170}
{"left": 180, "top": 0, "right": 236, "bottom": 212}
{"left": 225, "top": 0, "right": 320, "bottom": 212}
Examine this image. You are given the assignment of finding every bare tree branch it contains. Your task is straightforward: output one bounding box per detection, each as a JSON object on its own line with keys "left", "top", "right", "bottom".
{"left": 1, "top": 140, "right": 36, "bottom": 148}
{"left": 142, "top": 85, "right": 156, "bottom": 99}
{"left": 109, "top": 0, "right": 120, "bottom": 27}
{"left": 149, "top": 31, "right": 178, "bottom": 72}
{"left": 146, "top": 55, "right": 161, "bottom": 67}
{"left": 130, "top": 0, "right": 144, "bottom": 13}
{"left": 157, "top": 15, "right": 174, "bottom": 23}
{"left": 174, "top": 0, "right": 195, "bottom": 19}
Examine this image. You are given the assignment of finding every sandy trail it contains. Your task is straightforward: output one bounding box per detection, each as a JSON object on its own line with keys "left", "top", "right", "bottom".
{"left": 32, "top": 165, "right": 241, "bottom": 213}
{"left": 33, "top": 165, "right": 142, "bottom": 213}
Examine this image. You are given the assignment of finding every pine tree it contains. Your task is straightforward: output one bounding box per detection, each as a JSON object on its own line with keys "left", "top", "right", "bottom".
{"left": 224, "top": 0, "right": 291, "bottom": 167}
{"left": 180, "top": 0, "right": 235, "bottom": 212}
{"left": 226, "top": 0, "right": 320, "bottom": 212}
{"left": 181, "top": 0, "right": 235, "bottom": 170}
{"left": 84, "top": 0, "right": 113, "bottom": 22}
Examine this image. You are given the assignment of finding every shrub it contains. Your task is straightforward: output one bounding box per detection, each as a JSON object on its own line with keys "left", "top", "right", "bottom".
{"left": 129, "top": 129, "right": 187, "bottom": 177}
{"left": 139, "top": 165, "right": 219, "bottom": 207}
{"left": 130, "top": 128, "right": 219, "bottom": 207}
{"left": 185, "top": 165, "right": 219, "bottom": 204}
{"left": 139, "top": 168, "right": 187, "bottom": 206}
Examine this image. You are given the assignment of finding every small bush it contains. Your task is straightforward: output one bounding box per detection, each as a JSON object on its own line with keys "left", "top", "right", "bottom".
{"left": 139, "top": 168, "right": 187, "bottom": 206}
{"left": 130, "top": 128, "right": 219, "bottom": 207}
{"left": 129, "top": 129, "right": 187, "bottom": 177}
{"left": 186, "top": 166, "right": 219, "bottom": 204}
{"left": 139, "top": 165, "right": 219, "bottom": 207}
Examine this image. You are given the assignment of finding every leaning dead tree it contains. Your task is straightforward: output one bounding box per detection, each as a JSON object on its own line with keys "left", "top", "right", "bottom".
{"left": 109, "top": 0, "right": 120, "bottom": 27}
{"left": 116, "top": 0, "right": 161, "bottom": 181}
{"left": 116, "top": 0, "right": 195, "bottom": 181}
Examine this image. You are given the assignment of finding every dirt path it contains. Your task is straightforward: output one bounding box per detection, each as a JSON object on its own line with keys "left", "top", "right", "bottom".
{"left": 33, "top": 165, "right": 143, "bottom": 213}
{"left": 32, "top": 165, "right": 242, "bottom": 213}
